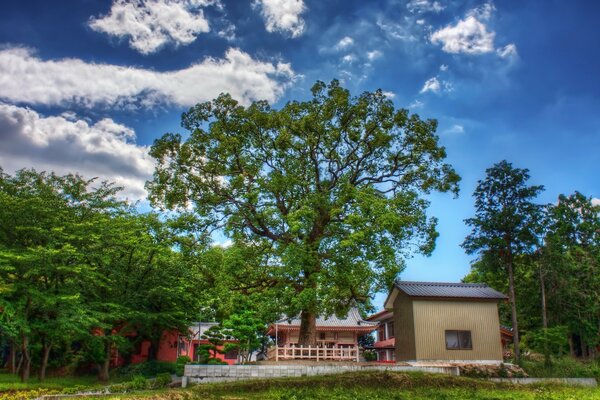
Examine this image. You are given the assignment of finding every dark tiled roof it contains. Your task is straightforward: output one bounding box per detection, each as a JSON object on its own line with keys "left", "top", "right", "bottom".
{"left": 394, "top": 281, "right": 507, "bottom": 299}
{"left": 276, "top": 307, "right": 378, "bottom": 327}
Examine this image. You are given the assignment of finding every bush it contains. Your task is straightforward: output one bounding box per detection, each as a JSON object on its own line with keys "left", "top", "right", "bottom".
{"left": 116, "top": 360, "right": 177, "bottom": 378}
{"left": 153, "top": 372, "right": 172, "bottom": 388}
{"left": 522, "top": 356, "right": 600, "bottom": 378}
{"left": 363, "top": 350, "right": 377, "bottom": 362}
{"left": 130, "top": 375, "right": 149, "bottom": 390}
{"left": 176, "top": 356, "right": 191, "bottom": 377}
{"left": 207, "top": 358, "right": 228, "bottom": 365}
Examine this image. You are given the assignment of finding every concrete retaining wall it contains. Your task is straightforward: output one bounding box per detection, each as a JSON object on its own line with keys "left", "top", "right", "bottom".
{"left": 490, "top": 377, "right": 597, "bottom": 387}
{"left": 184, "top": 364, "right": 459, "bottom": 385}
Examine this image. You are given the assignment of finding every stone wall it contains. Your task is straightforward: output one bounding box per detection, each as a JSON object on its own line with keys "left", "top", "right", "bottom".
{"left": 183, "top": 364, "right": 459, "bottom": 385}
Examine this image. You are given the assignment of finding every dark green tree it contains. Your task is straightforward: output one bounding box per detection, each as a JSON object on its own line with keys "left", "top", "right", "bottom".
{"left": 147, "top": 80, "right": 460, "bottom": 345}
{"left": 462, "top": 160, "right": 544, "bottom": 363}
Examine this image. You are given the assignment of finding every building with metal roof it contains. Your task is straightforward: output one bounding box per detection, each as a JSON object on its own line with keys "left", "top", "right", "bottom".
{"left": 382, "top": 281, "right": 507, "bottom": 363}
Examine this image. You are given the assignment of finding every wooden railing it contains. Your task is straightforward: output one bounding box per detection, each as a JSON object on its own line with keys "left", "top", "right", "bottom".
{"left": 267, "top": 345, "right": 361, "bottom": 362}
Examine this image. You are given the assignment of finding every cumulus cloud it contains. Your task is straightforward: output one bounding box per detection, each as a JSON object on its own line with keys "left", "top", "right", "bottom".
{"left": 0, "top": 47, "right": 295, "bottom": 108}
{"left": 336, "top": 36, "right": 354, "bottom": 50}
{"left": 254, "top": 0, "right": 306, "bottom": 38}
{"left": 419, "top": 76, "right": 452, "bottom": 94}
{"left": 367, "top": 50, "right": 383, "bottom": 61}
{"left": 381, "top": 91, "right": 396, "bottom": 99}
{"left": 0, "top": 103, "right": 153, "bottom": 200}
{"left": 440, "top": 64, "right": 448, "bottom": 71}
{"left": 430, "top": 2, "right": 516, "bottom": 58}
{"left": 430, "top": 15, "right": 495, "bottom": 54}
{"left": 420, "top": 77, "right": 441, "bottom": 93}
{"left": 407, "top": 0, "right": 445, "bottom": 13}
{"left": 89, "top": 0, "right": 219, "bottom": 54}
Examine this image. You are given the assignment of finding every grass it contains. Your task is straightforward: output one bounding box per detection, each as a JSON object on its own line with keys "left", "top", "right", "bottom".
{"left": 522, "top": 357, "right": 600, "bottom": 379}
{"left": 86, "top": 371, "right": 600, "bottom": 400}
{"left": 0, "top": 372, "right": 107, "bottom": 391}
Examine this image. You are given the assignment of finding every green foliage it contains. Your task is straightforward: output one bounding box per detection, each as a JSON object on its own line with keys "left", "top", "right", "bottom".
{"left": 148, "top": 80, "right": 460, "bottom": 341}
{"left": 522, "top": 357, "right": 600, "bottom": 379}
{"left": 363, "top": 350, "right": 377, "bottom": 362}
{"left": 153, "top": 373, "right": 172, "bottom": 388}
{"left": 462, "top": 160, "right": 545, "bottom": 363}
{"left": 222, "top": 310, "right": 265, "bottom": 364}
{"left": 175, "top": 356, "right": 191, "bottom": 377}
{"left": 523, "top": 327, "right": 569, "bottom": 363}
{"left": 130, "top": 375, "right": 149, "bottom": 390}
{"left": 116, "top": 361, "right": 177, "bottom": 378}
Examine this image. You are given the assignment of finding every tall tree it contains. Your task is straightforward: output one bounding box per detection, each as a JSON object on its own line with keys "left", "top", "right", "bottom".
{"left": 462, "top": 160, "right": 544, "bottom": 363}
{"left": 148, "top": 80, "right": 460, "bottom": 344}
{"left": 543, "top": 192, "right": 600, "bottom": 358}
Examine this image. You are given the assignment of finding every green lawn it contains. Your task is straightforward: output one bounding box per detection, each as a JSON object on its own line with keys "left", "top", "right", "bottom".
{"left": 0, "top": 372, "right": 115, "bottom": 400}
{"left": 89, "top": 371, "right": 600, "bottom": 400}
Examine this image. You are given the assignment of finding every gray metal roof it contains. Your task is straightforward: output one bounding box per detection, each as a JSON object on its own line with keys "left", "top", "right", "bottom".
{"left": 276, "top": 307, "right": 378, "bottom": 327}
{"left": 394, "top": 281, "right": 507, "bottom": 299}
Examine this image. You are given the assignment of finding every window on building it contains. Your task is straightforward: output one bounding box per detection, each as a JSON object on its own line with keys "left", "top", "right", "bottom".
{"left": 445, "top": 330, "right": 472, "bottom": 350}
{"left": 387, "top": 321, "right": 394, "bottom": 338}
{"left": 377, "top": 326, "right": 386, "bottom": 341}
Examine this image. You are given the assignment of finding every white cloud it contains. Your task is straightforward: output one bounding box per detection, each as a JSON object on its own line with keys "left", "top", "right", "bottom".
{"left": 89, "top": 0, "right": 218, "bottom": 55}
{"left": 468, "top": 2, "right": 495, "bottom": 21}
{"left": 409, "top": 99, "right": 424, "bottom": 109}
{"left": 407, "top": 0, "right": 445, "bottom": 13}
{"left": 342, "top": 54, "right": 356, "bottom": 63}
{"left": 497, "top": 43, "right": 518, "bottom": 59}
{"left": 430, "top": 15, "right": 495, "bottom": 54}
{"left": 381, "top": 91, "right": 396, "bottom": 99}
{"left": 217, "top": 23, "right": 236, "bottom": 41}
{"left": 0, "top": 103, "right": 153, "bottom": 200}
{"left": 367, "top": 50, "right": 383, "bottom": 61}
{"left": 444, "top": 124, "right": 465, "bottom": 135}
{"left": 416, "top": 19, "right": 426, "bottom": 25}
{"left": 0, "top": 47, "right": 295, "bottom": 108}
{"left": 592, "top": 198, "right": 600, "bottom": 207}
{"left": 336, "top": 36, "right": 354, "bottom": 50}
{"left": 420, "top": 76, "right": 453, "bottom": 94}
{"left": 440, "top": 64, "right": 448, "bottom": 71}
{"left": 254, "top": 0, "right": 306, "bottom": 38}
{"left": 420, "top": 77, "right": 441, "bottom": 93}
{"left": 377, "top": 18, "right": 418, "bottom": 42}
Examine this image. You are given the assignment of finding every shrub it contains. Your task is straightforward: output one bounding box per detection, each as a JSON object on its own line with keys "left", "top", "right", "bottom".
{"left": 176, "top": 356, "right": 191, "bottom": 377}
{"left": 117, "top": 360, "right": 177, "bottom": 378}
{"left": 154, "top": 373, "right": 172, "bottom": 388}
{"left": 207, "top": 358, "right": 228, "bottom": 365}
{"left": 130, "top": 375, "right": 149, "bottom": 390}
{"left": 363, "top": 350, "right": 377, "bottom": 362}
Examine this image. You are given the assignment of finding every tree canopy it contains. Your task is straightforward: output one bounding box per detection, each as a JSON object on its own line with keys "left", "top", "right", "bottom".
{"left": 148, "top": 80, "right": 460, "bottom": 344}
{"left": 462, "top": 160, "right": 545, "bottom": 363}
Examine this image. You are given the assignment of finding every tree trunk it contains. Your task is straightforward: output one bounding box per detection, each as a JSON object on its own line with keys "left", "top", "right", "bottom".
{"left": 539, "top": 265, "right": 547, "bottom": 329}
{"left": 39, "top": 342, "right": 52, "bottom": 381}
{"left": 98, "top": 342, "right": 112, "bottom": 382}
{"left": 297, "top": 310, "right": 317, "bottom": 346}
{"left": 9, "top": 340, "right": 16, "bottom": 374}
{"left": 568, "top": 335, "right": 575, "bottom": 357}
{"left": 580, "top": 337, "right": 588, "bottom": 359}
{"left": 147, "top": 337, "right": 160, "bottom": 361}
{"left": 507, "top": 260, "right": 521, "bottom": 364}
{"left": 20, "top": 336, "right": 31, "bottom": 382}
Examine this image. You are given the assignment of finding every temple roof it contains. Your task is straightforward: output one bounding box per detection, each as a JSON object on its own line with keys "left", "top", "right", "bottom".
{"left": 272, "top": 307, "right": 378, "bottom": 329}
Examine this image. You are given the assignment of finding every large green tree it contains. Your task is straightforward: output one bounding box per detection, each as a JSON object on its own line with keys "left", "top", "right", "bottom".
{"left": 462, "top": 160, "right": 544, "bottom": 363}
{"left": 148, "top": 80, "right": 460, "bottom": 344}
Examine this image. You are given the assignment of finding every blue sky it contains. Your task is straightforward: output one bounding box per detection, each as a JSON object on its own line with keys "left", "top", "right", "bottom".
{"left": 1, "top": 0, "right": 599, "bottom": 300}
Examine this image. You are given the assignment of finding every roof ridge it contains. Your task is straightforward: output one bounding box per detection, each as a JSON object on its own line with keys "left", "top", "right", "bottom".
{"left": 396, "top": 280, "right": 488, "bottom": 287}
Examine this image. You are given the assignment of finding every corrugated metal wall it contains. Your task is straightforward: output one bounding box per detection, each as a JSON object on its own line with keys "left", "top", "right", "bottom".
{"left": 394, "top": 292, "right": 416, "bottom": 360}
{"left": 412, "top": 300, "right": 503, "bottom": 361}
